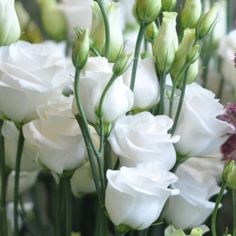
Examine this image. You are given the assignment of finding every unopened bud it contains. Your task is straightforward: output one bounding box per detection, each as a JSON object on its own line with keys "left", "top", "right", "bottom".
{"left": 223, "top": 160, "right": 235, "bottom": 184}
{"left": 0, "top": 0, "right": 21, "bottom": 45}
{"left": 145, "top": 22, "right": 159, "bottom": 43}
{"left": 190, "top": 225, "right": 209, "bottom": 236}
{"left": 153, "top": 11, "right": 178, "bottom": 74}
{"left": 135, "top": 0, "right": 162, "bottom": 25}
{"left": 196, "top": 3, "right": 219, "bottom": 39}
{"left": 186, "top": 44, "right": 201, "bottom": 64}
{"left": 186, "top": 60, "right": 199, "bottom": 83}
{"left": 72, "top": 29, "right": 90, "bottom": 69}
{"left": 162, "top": 0, "right": 176, "bottom": 11}
{"left": 113, "top": 50, "right": 130, "bottom": 76}
{"left": 181, "top": 0, "right": 202, "bottom": 29}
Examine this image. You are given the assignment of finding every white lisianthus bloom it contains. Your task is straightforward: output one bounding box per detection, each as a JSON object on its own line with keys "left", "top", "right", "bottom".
{"left": 105, "top": 162, "right": 179, "bottom": 230}
{"left": 0, "top": 0, "right": 21, "bottom": 45}
{"left": 2, "top": 171, "right": 39, "bottom": 202}
{"left": 123, "top": 57, "right": 160, "bottom": 110}
{"left": 71, "top": 161, "right": 96, "bottom": 197}
{"left": 57, "top": 0, "right": 92, "bottom": 40}
{"left": 73, "top": 57, "right": 134, "bottom": 124}
{"left": 23, "top": 96, "right": 96, "bottom": 174}
{"left": 218, "top": 30, "right": 236, "bottom": 90}
{"left": 164, "top": 156, "right": 223, "bottom": 229}
{"left": 108, "top": 112, "right": 180, "bottom": 170}
{"left": 173, "top": 83, "right": 234, "bottom": 156}
{"left": 2, "top": 121, "right": 39, "bottom": 172}
{"left": 0, "top": 41, "right": 71, "bottom": 123}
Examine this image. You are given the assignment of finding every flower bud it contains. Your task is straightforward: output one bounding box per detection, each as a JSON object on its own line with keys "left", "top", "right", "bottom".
{"left": 186, "top": 44, "right": 201, "bottom": 64}
{"left": 0, "top": 0, "right": 21, "bottom": 45}
{"left": 113, "top": 50, "right": 130, "bottom": 76}
{"left": 186, "top": 60, "right": 199, "bottom": 83}
{"left": 223, "top": 160, "right": 235, "bottom": 183}
{"left": 72, "top": 29, "right": 90, "bottom": 69}
{"left": 181, "top": 0, "right": 202, "bottom": 29}
{"left": 223, "top": 161, "right": 236, "bottom": 190}
{"left": 135, "top": 0, "right": 162, "bottom": 24}
{"left": 90, "top": 2, "right": 124, "bottom": 62}
{"left": 145, "top": 22, "right": 159, "bottom": 43}
{"left": 170, "top": 28, "right": 196, "bottom": 80}
{"left": 38, "top": 0, "right": 67, "bottom": 41}
{"left": 153, "top": 12, "right": 178, "bottom": 74}
{"left": 190, "top": 225, "right": 209, "bottom": 236}
{"left": 161, "top": 0, "right": 176, "bottom": 11}
{"left": 196, "top": 3, "right": 219, "bottom": 39}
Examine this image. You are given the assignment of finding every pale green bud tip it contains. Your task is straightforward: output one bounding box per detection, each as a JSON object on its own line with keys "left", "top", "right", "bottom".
{"left": 196, "top": 3, "right": 219, "bottom": 39}
{"left": 72, "top": 28, "right": 90, "bottom": 69}
{"left": 181, "top": 0, "right": 202, "bottom": 29}
{"left": 161, "top": 0, "right": 176, "bottom": 11}
{"left": 186, "top": 44, "right": 201, "bottom": 64}
{"left": 113, "top": 49, "right": 130, "bottom": 76}
{"left": 0, "top": 0, "right": 21, "bottom": 46}
{"left": 145, "top": 22, "right": 159, "bottom": 43}
{"left": 136, "top": 0, "right": 162, "bottom": 24}
{"left": 190, "top": 225, "right": 209, "bottom": 236}
{"left": 223, "top": 160, "right": 235, "bottom": 185}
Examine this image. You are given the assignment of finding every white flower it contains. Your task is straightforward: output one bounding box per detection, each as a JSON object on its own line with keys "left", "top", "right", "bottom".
{"left": 108, "top": 112, "right": 179, "bottom": 170}
{"left": 71, "top": 161, "right": 96, "bottom": 197}
{"left": 123, "top": 57, "right": 160, "bottom": 110}
{"left": 57, "top": 0, "right": 92, "bottom": 40}
{"left": 218, "top": 30, "right": 236, "bottom": 90}
{"left": 105, "top": 162, "right": 179, "bottom": 230}
{"left": 173, "top": 83, "right": 234, "bottom": 156}
{"left": 73, "top": 57, "right": 134, "bottom": 124}
{"left": 2, "top": 121, "right": 39, "bottom": 172}
{"left": 0, "top": 0, "right": 21, "bottom": 45}
{"left": 2, "top": 171, "right": 39, "bottom": 202}
{"left": 0, "top": 41, "right": 71, "bottom": 123}
{"left": 164, "top": 156, "right": 223, "bottom": 229}
{"left": 23, "top": 96, "right": 96, "bottom": 174}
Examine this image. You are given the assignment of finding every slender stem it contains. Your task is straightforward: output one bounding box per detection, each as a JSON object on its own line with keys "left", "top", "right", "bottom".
{"left": 55, "top": 178, "right": 62, "bottom": 236}
{"left": 202, "top": 59, "right": 209, "bottom": 88}
{"left": 130, "top": 22, "right": 147, "bottom": 91}
{"left": 14, "top": 128, "right": 25, "bottom": 236}
{"left": 157, "top": 74, "right": 166, "bottom": 115}
{"left": 0, "top": 120, "right": 8, "bottom": 236}
{"left": 171, "top": 66, "right": 190, "bottom": 135}
{"left": 227, "top": 0, "right": 233, "bottom": 33}
{"left": 96, "top": 0, "right": 110, "bottom": 57}
{"left": 233, "top": 190, "right": 236, "bottom": 236}
{"left": 211, "top": 183, "right": 227, "bottom": 236}
{"left": 64, "top": 177, "right": 72, "bottom": 236}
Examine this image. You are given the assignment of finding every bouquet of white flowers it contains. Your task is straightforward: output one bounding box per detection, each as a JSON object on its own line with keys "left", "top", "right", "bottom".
{"left": 0, "top": 0, "right": 236, "bottom": 236}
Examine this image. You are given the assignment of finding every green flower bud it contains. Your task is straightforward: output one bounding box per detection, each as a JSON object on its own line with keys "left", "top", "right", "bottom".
{"left": 186, "top": 60, "right": 199, "bottom": 83}
{"left": 90, "top": 2, "right": 124, "bottom": 62}
{"left": 135, "top": 0, "right": 162, "bottom": 24}
{"left": 161, "top": 0, "right": 176, "bottom": 11}
{"left": 113, "top": 50, "right": 130, "bottom": 76}
{"left": 181, "top": 0, "right": 202, "bottom": 29}
{"left": 153, "top": 12, "right": 178, "bottom": 74}
{"left": 226, "top": 166, "right": 236, "bottom": 190}
{"left": 72, "top": 29, "right": 90, "bottom": 69}
{"left": 186, "top": 44, "right": 201, "bottom": 64}
{"left": 196, "top": 3, "right": 219, "bottom": 39}
{"left": 223, "top": 160, "right": 235, "bottom": 184}
{"left": 145, "top": 22, "right": 159, "bottom": 43}
{"left": 170, "top": 28, "right": 196, "bottom": 80}
{"left": 164, "top": 225, "right": 185, "bottom": 236}
{"left": 0, "top": 0, "right": 21, "bottom": 45}
{"left": 190, "top": 225, "right": 209, "bottom": 236}
{"left": 38, "top": 0, "right": 67, "bottom": 41}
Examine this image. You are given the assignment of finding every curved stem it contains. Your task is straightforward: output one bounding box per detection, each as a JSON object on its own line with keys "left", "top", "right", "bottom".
{"left": 14, "top": 128, "right": 25, "bottom": 236}
{"left": 96, "top": 0, "right": 110, "bottom": 57}
{"left": 130, "top": 22, "right": 146, "bottom": 91}
{"left": 211, "top": 182, "right": 227, "bottom": 236}
{"left": 0, "top": 120, "right": 8, "bottom": 236}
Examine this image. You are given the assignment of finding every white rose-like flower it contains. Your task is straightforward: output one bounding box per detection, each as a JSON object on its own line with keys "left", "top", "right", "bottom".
{"left": 23, "top": 96, "right": 96, "bottom": 174}
{"left": 123, "top": 57, "right": 160, "bottom": 110}
{"left": 105, "top": 162, "right": 179, "bottom": 230}
{"left": 164, "top": 156, "right": 223, "bottom": 229}
{"left": 218, "top": 30, "right": 236, "bottom": 89}
{"left": 57, "top": 0, "right": 92, "bottom": 40}
{"left": 73, "top": 57, "right": 134, "bottom": 124}
{"left": 173, "top": 83, "right": 234, "bottom": 156}
{"left": 2, "top": 121, "right": 39, "bottom": 172}
{"left": 0, "top": 41, "right": 71, "bottom": 123}
{"left": 108, "top": 112, "right": 179, "bottom": 170}
{"left": 2, "top": 171, "right": 39, "bottom": 202}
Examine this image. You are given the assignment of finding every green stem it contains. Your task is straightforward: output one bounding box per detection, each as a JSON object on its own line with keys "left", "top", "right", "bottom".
{"left": 14, "top": 127, "right": 25, "bottom": 236}
{"left": 130, "top": 22, "right": 147, "bottom": 91}
{"left": 211, "top": 182, "right": 227, "bottom": 236}
{"left": 233, "top": 190, "right": 236, "bottom": 236}
{"left": 227, "top": 0, "right": 233, "bottom": 33}
{"left": 157, "top": 74, "right": 166, "bottom": 115}
{"left": 202, "top": 59, "right": 209, "bottom": 88}
{"left": 0, "top": 120, "right": 8, "bottom": 236}
{"left": 64, "top": 177, "right": 72, "bottom": 236}
{"left": 96, "top": 0, "right": 110, "bottom": 57}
